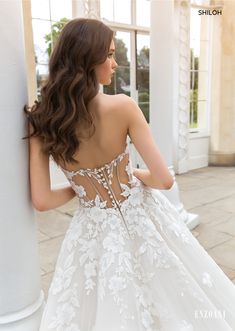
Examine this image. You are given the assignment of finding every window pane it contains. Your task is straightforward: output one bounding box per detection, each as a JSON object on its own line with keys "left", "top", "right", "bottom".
{"left": 200, "top": 16, "right": 210, "bottom": 41}
{"left": 190, "top": 101, "right": 198, "bottom": 128}
{"left": 197, "top": 71, "right": 208, "bottom": 101}
{"left": 197, "top": 100, "right": 208, "bottom": 130}
{"left": 137, "top": 34, "right": 150, "bottom": 122}
{"left": 36, "top": 64, "right": 49, "bottom": 99}
{"left": 190, "top": 71, "right": 198, "bottom": 92}
{"left": 100, "top": 0, "right": 131, "bottom": 24}
{"left": 114, "top": 0, "right": 131, "bottom": 24}
{"left": 104, "top": 31, "right": 130, "bottom": 96}
{"left": 190, "top": 5, "right": 210, "bottom": 131}
{"left": 100, "top": 0, "right": 114, "bottom": 21}
{"left": 198, "top": 40, "right": 209, "bottom": 71}
{"left": 50, "top": 0, "right": 72, "bottom": 21}
{"left": 32, "top": 19, "right": 51, "bottom": 65}
{"left": 31, "top": 0, "right": 50, "bottom": 19}
{"left": 136, "top": 0, "right": 150, "bottom": 27}
{"left": 190, "top": 8, "right": 201, "bottom": 41}
{"left": 190, "top": 40, "right": 199, "bottom": 70}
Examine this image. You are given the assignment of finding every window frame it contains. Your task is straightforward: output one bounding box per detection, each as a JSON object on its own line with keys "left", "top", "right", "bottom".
{"left": 189, "top": 3, "right": 213, "bottom": 137}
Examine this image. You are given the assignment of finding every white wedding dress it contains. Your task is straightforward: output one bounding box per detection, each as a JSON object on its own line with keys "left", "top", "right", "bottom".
{"left": 39, "top": 138, "right": 235, "bottom": 331}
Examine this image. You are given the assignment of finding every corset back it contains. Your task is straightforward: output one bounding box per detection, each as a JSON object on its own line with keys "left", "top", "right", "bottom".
{"left": 60, "top": 140, "right": 135, "bottom": 212}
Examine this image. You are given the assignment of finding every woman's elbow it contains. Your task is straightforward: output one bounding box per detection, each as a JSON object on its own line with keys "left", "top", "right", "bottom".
{"left": 162, "top": 177, "right": 174, "bottom": 190}
{"left": 31, "top": 195, "right": 49, "bottom": 212}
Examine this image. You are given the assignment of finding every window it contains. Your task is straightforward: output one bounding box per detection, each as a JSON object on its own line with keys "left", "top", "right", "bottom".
{"left": 100, "top": 0, "right": 150, "bottom": 122}
{"left": 136, "top": 0, "right": 150, "bottom": 27}
{"left": 31, "top": 0, "right": 72, "bottom": 98}
{"left": 31, "top": 0, "right": 150, "bottom": 122}
{"left": 190, "top": 4, "right": 211, "bottom": 132}
{"left": 136, "top": 33, "right": 150, "bottom": 122}
{"left": 100, "top": 0, "right": 131, "bottom": 24}
{"left": 104, "top": 31, "right": 131, "bottom": 96}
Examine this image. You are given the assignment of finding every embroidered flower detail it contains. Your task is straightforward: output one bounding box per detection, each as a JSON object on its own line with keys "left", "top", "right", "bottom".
{"left": 78, "top": 238, "right": 97, "bottom": 265}
{"left": 49, "top": 252, "right": 76, "bottom": 295}
{"left": 179, "top": 320, "right": 194, "bottom": 331}
{"left": 109, "top": 275, "right": 127, "bottom": 294}
{"left": 141, "top": 309, "right": 154, "bottom": 329}
{"left": 65, "top": 325, "right": 81, "bottom": 331}
{"left": 48, "top": 302, "right": 76, "bottom": 328}
{"left": 103, "top": 232, "right": 124, "bottom": 254}
{"left": 71, "top": 183, "right": 86, "bottom": 197}
{"left": 120, "top": 184, "right": 143, "bottom": 207}
{"left": 84, "top": 261, "right": 97, "bottom": 279}
{"left": 94, "top": 195, "right": 107, "bottom": 208}
{"left": 202, "top": 272, "right": 213, "bottom": 288}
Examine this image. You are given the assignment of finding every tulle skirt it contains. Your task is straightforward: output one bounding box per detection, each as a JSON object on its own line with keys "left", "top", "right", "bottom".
{"left": 39, "top": 180, "right": 235, "bottom": 331}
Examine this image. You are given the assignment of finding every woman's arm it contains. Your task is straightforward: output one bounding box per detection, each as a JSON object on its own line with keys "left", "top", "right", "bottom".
{"left": 29, "top": 125, "right": 76, "bottom": 211}
{"left": 132, "top": 168, "right": 173, "bottom": 189}
{"left": 123, "top": 96, "right": 174, "bottom": 190}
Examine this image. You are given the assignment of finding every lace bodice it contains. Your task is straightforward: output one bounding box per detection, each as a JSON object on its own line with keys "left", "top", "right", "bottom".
{"left": 60, "top": 140, "right": 135, "bottom": 236}
{"left": 60, "top": 140, "right": 134, "bottom": 211}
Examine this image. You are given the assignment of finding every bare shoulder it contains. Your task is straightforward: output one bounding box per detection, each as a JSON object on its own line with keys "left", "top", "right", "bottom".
{"left": 103, "top": 93, "right": 135, "bottom": 105}
{"left": 99, "top": 93, "right": 137, "bottom": 116}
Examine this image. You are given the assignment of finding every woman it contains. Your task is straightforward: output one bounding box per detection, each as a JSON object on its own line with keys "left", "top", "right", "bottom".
{"left": 25, "top": 18, "right": 235, "bottom": 331}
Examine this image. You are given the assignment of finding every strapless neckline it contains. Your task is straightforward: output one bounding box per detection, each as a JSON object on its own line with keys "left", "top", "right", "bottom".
{"left": 60, "top": 140, "right": 129, "bottom": 177}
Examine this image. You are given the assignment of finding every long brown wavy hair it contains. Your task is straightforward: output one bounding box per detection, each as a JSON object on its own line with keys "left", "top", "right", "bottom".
{"left": 23, "top": 18, "right": 113, "bottom": 165}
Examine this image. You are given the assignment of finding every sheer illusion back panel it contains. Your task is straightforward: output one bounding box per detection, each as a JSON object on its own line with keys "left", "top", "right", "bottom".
{"left": 61, "top": 141, "right": 133, "bottom": 209}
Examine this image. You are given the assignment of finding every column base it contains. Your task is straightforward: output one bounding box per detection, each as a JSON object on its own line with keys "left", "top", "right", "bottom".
{"left": 162, "top": 166, "right": 199, "bottom": 231}
{"left": 179, "top": 207, "right": 200, "bottom": 230}
{"left": 0, "top": 290, "right": 45, "bottom": 331}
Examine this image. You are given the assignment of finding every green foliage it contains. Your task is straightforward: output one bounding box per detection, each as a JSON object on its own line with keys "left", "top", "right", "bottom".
{"left": 44, "top": 17, "right": 69, "bottom": 57}
{"left": 138, "top": 92, "right": 149, "bottom": 122}
{"left": 190, "top": 89, "right": 198, "bottom": 127}
{"left": 137, "top": 46, "right": 149, "bottom": 68}
{"left": 190, "top": 48, "right": 199, "bottom": 127}
{"left": 114, "top": 37, "right": 130, "bottom": 66}
{"left": 104, "top": 37, "right": 130, "bottom": 96}
{"left": 104, "top": 36, "right": 150, "bottom": 122}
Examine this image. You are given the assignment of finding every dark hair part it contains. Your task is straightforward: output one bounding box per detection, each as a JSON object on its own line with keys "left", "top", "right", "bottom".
{"left": 23, "top": 18, "right": 113, "bottom": 165}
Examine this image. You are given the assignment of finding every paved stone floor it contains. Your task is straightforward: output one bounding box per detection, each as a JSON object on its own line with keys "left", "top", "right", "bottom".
{"left": 36, "top": 166, "right": 235, "bottom": 299}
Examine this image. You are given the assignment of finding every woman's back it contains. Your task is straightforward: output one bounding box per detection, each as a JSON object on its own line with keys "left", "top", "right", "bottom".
{"left": 60, "top": 93, "right": 128, "bottom": 172}
{"left": 59, "top": 93, "right": 134, "bottom": 211}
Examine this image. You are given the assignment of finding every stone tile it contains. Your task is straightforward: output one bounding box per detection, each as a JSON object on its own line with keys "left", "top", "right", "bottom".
{"left": 217, "top": 264, "right": 235, "bottom": 280}
{"left": 188, "top": 205, "right": 233, "bottom": 227}
{"left": 36, "top": 209, "right": 71, "bottom": 238}
{"left": 208, "top": 239, "right": 235, "bottom": 270}
{"left": 55, "top": 196, "right": 79, "bottom": 214}
{"left": 191, "top": 166, "right": 234, "bottom": 176}
{"left": 208, "top": 195, "right": 235, "bottom": 214}
{"left": 41, "top": 272, "right": 54, "bottom": 300}
{"left": 214, "top": 216, "right": 235, "bottom": 237}
{"left": 179, "top": 186, "right": 234, "bottom": 210}
{"left": 176, "top": 175, "right": 223, "bottom": 192}
{"left": 196, "top": 226, "right": 232, "bottom": 250}
{"left": 40, "top": 267, "right": 46, "bottom": 276}
{"left": 37, "top": 230, "right": 50, "bottom": 242}
{"left": 191, "top": 229, "right": 199, "bottom": 238}
{"left": 39, "top": 236, "right": 64, "bottom": 273}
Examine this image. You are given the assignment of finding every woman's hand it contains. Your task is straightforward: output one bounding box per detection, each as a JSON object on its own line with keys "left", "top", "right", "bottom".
{"left": 132, "top": 167, "right": 173, "bottom": 190}
{"left": 132, "top": 168, "right": 151, "bottom": 186}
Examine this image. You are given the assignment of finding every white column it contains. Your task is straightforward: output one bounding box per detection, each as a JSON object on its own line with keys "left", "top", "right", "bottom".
{"left": 150, "top": 0, "right": 198, "bottom": 229}
{"left": 0, "top": 1, "right": 44, "bottom": 330}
